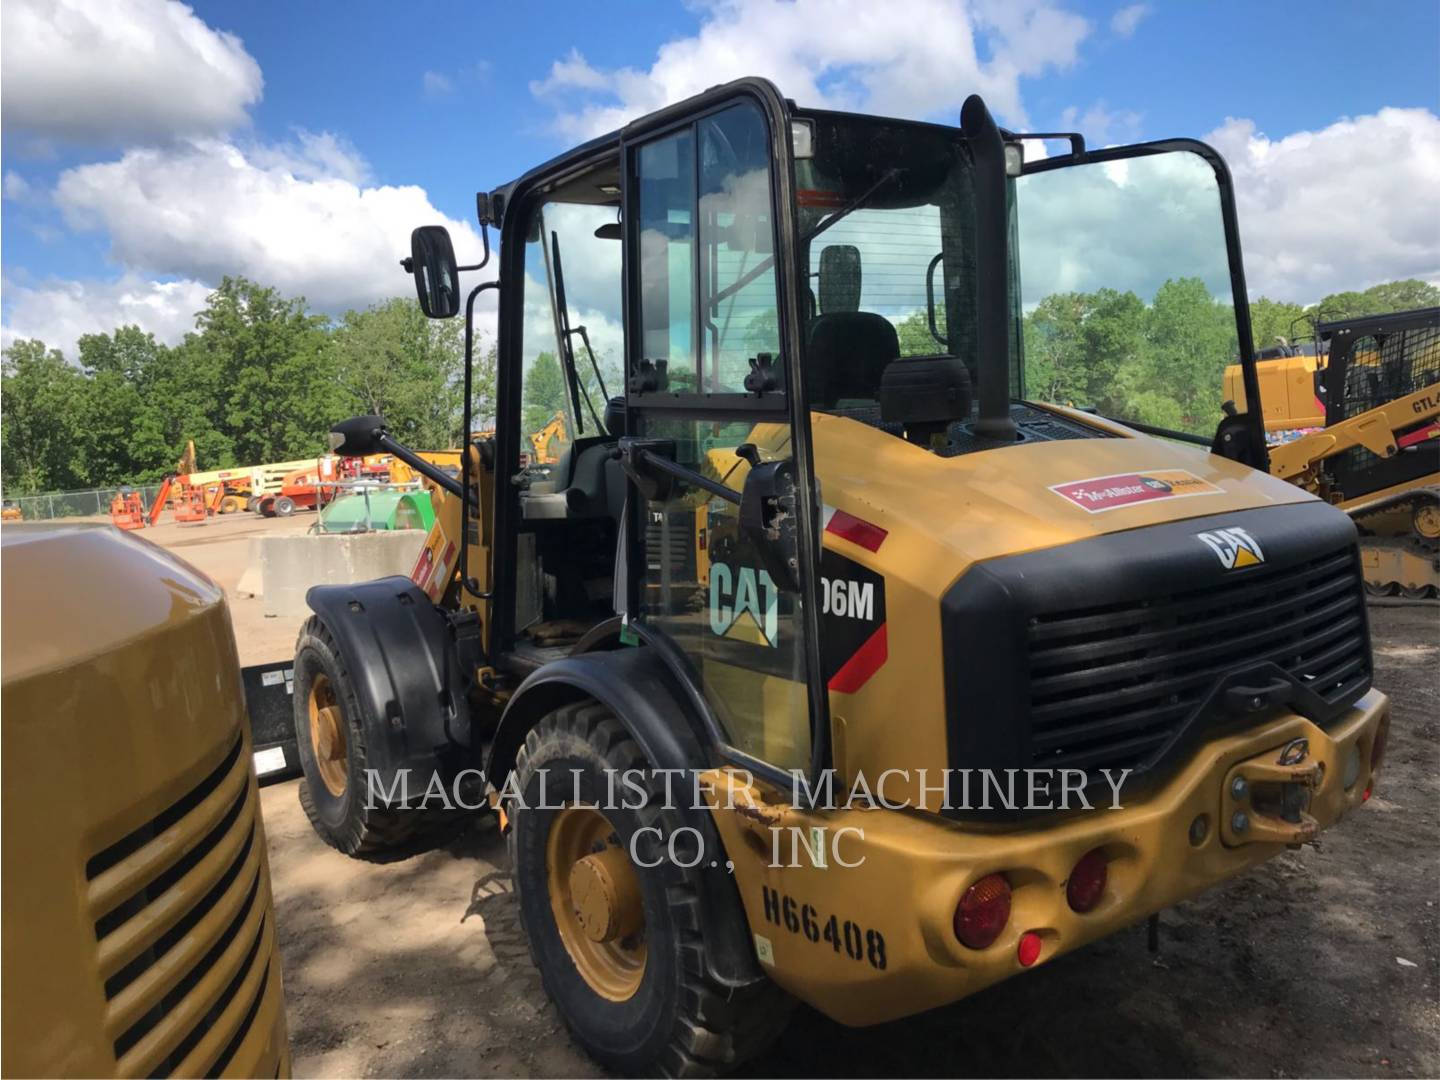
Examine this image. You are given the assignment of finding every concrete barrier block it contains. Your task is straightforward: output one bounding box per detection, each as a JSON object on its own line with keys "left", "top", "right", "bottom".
{"left": 236, "top": 538, "right": 264, "bottom": 598}
{"left": 258, "top": 531, "right": 425, "bottom": 617}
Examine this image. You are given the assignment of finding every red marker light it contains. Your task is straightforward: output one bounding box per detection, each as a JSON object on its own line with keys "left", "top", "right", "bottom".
{"left": 1066, "top": 848, "right": 1108, "bottom": 913}
{"left": 1017, "top": 931, "right": 1043, "bottom": 967}
{"left": 954, "top": 873, "right": 1011, "bottom": 950}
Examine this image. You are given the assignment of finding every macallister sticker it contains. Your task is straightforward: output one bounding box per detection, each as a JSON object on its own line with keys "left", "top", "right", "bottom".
{"left": 1050, "top": 469, "right": 1222, "bottom": 513}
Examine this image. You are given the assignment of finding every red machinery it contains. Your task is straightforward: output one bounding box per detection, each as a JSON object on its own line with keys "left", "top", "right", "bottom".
{"left": 173, "top": 488, "right": 209, "bottom": 524}
{"left": 109, "top": 492, "right": 147, "bottom": 531}
{"left": 253, "top": 459, "right": 337, "bottom": 517}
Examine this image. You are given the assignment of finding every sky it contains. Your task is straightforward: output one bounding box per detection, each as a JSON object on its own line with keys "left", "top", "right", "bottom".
{"left": 2, "top": 0, "right": 1438, "bottom": 359}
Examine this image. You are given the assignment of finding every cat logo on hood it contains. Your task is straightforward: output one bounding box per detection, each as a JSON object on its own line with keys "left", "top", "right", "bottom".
{"left": 1196, "top": 526, "right": 1265, "bottom": 570}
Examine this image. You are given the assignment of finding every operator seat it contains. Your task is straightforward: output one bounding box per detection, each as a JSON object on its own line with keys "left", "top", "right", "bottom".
{"left": 526, "top": 398, "right": 627, "bottom": 521}
{"left": 806, "top": 313, "right": 901, "bottom": 408}
{"left": 804, "top": 242, "right": 901, "bottom": 409}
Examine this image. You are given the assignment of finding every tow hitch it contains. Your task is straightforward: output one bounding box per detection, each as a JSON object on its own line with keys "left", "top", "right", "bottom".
{"left": 1221, "top": 736, "right": 1324, "bottom": 846}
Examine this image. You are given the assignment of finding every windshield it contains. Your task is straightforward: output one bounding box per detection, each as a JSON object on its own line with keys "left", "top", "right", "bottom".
{"left": 793, "top": 115, "right": 1244, "bottom": 444}
{"left": 794, "top": 113, "right": 991, "bottom": 416}
{"left": 1015, "top": 149, "right": 1239, "bottom": 437}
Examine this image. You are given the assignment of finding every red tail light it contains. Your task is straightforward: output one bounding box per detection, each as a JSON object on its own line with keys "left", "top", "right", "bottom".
{"left": 955, "top": 873, "right": 1011, "bottom": 949}
{"left": 1066, "top": 848, "right": 1108, "bottom": 913}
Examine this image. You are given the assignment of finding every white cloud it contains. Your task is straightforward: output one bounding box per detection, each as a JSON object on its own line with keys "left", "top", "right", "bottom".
{"left": 1110, "top": 3, "right": 1149, "bottom": 38}
{"left": 0, "top": 0, "right": 263, "bottom": 143}
{"left": 1060, "top": 101, "right": 1142, "bottom": 145}
{"left": 530, "top": 0, "right": 1090, "bottom": 139}
{"left": 1016, "top": 149, "right": 1235, "bottom": 308}
{"left": 1, "top": 274, "right": 212, "bottom": 357}
{"left": 1206, "top": 107, "right": 1440, "bottom": 301}
{"left": 53, "top": 136, "right": 484, "bottom": 314}
{"left": 422, "top": 70, "right": 454, "bottom": 98}
{"left": 3, "top": 172, "right": 34, "bottom": 201}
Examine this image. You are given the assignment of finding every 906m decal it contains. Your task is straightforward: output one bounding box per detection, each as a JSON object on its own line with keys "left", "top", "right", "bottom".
{"left": 820, "top": 549, "right": 887, "bottom": 693}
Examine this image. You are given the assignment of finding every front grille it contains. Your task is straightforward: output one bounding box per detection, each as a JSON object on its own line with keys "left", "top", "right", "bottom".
{"left": 85, "top": 731, "right": 275, "bottom": 1077}
{"left": 1027, "top": 547, "right": 1370, "bottom": 776}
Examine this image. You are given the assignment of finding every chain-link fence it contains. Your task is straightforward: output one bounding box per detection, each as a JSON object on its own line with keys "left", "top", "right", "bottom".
{"left": 5, "top": 484, "right": 166, "bottom": 522}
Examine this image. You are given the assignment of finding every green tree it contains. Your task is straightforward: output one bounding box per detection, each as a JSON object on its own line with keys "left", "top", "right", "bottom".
{"left": 1315, "top": 279, "right": 1440, "bottom": 322}
{"left": 1248, "top": 297, "right": 1309, "bottom": 352}
{"left": 332, "top": 297, "right": 465, "bottom": 448}
{"left": 186, "top": 277, "right": 340, "bottom": 463}
{"left": 1, "top": 340, "right": 90, "bottom": 493}
{"left": 523, "top": 351, "right": 569, "bottom": 434}
{"left": 76, "top": 326, "right": 178, "bottom": 484}
{"left": 1022, "top": 292, "right": 1090, "bottom": 405}
{"left": 895, "top": 308, "right": 947, "bottom": 357}
{"left": 1141, "top": 277, "right": 1235, "bottom": 431}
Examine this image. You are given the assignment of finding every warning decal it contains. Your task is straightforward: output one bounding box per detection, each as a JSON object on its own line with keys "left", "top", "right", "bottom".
{"left": 1050, "top": 469, "right": 1222, "bottom": 514}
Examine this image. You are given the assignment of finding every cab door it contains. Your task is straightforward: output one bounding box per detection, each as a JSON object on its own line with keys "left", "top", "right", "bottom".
{"left": 619, "top": 84, "right": 828, "bottom": 780}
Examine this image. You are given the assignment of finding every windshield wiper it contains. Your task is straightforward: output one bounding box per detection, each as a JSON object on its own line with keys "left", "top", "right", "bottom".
{"left": 804, "top": 167, "right": 900, "bottom": 243}
{"left": 550, "top": 230, "right": 606, "bottom": 435}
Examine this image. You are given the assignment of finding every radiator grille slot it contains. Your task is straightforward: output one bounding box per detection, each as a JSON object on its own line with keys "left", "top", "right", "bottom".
{"left": 84, "top": 731, "right": 274, "bottom": 1076}
{"left": 1027, "top": 547, "right": 1370, "bottom": 775}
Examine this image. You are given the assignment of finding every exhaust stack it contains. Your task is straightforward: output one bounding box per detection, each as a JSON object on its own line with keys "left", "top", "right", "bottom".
{"left": 961, "top": 95, "right": 1018, "bottom": 443}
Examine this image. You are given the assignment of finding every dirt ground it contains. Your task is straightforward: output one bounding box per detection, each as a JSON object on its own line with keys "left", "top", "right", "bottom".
{"left": 161, "top": 517, "right": 1440, "bottom": 1077}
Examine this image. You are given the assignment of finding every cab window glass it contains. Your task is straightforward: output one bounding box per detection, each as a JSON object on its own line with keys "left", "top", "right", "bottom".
{"left": 637, "top": 131, "right": 697, "bottom": 392}
{"left": 699, "top": 103, "right": 780, "bottom": 392}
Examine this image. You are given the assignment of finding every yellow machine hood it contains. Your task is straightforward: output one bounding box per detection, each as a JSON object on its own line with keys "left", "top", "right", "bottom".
{"left": 812, "top": 411, "right": 1315, "bottom": 574}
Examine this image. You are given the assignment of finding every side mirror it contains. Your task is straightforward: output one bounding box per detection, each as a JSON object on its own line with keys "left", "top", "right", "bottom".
{"left": 406, "top": 226, "right": 460, "bottom": 319}
{"left": 329, "top": 415, "right": 387, "bottom": 457}
{"left": 739, "top": 455, "right": 800, "bottom": 593}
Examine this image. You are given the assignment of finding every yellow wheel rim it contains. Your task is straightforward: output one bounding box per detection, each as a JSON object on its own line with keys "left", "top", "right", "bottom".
{"left": 307, "top": 674, "right": 348, "bottom": 797}
{"left": 546, "top": 805, "right": 646, "bottom": 1001}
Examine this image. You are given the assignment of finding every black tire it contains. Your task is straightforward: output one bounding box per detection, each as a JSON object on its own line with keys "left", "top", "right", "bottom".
{"left": 508, "top": 702, "right": 791, "bottom": 1077}
{"left": 292, "top": 616, "right": 424, "bottom": 856}
{"left": 273, "top": 495, "right": 296, "bottom": 517}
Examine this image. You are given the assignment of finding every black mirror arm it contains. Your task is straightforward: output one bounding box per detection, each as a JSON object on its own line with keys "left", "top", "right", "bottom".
{"left": 457, "top": 220, "right": 491, "bottom": 273}
{"left": 370, "top": 431, "right": 464, "bottom": 499}
{"left": 622, "top": 442, "right": 741, "bottom": 506}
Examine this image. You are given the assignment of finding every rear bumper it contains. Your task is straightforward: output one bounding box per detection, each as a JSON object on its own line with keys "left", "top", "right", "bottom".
{"left": 706, "top": 689, "right": 1388, "bottom": 1026}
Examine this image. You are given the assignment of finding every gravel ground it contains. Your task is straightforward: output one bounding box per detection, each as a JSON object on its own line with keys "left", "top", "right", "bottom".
{"left": 155, "top": 519, "right": 1440, "bottom": 1076}
{"left": 250, "top": 606, "right": 1439, "bottom": 1079}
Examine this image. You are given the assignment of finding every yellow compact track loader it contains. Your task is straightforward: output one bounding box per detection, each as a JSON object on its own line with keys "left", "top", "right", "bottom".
{"left": 2, "top": 525, "right": 289, "bottom": 1077}
{"left": 278, "top": 80, "right": 1388, "bottom": 1075}
{"left": 1262, "top": 307, "right": 1440, "bottom": 599}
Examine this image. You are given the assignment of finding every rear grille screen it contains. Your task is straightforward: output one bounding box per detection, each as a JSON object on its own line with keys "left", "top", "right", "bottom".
{"left": 1027, "top": 547, "right": 1370, "bottom": 776}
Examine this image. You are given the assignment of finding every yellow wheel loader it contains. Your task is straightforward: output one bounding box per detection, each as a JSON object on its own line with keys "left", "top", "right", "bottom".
{"left": 2, "top": 525, "right": 289, "bottom": 1076}
{"left": 278, "top": 80, "right": 1387, "bottom": 1075}
{"left": 1261, "top": 307, "right": 1440, "bottom": 600}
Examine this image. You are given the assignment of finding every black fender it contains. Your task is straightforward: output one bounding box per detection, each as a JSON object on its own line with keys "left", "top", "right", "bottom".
{"left": 305, "top": 576, "right": 478, "bottom": 800}
{"left": 486, "top": 646, "right": 764, "bottom": 989}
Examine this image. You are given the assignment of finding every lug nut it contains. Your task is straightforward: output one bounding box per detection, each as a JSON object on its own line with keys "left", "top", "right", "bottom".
{"left": 1231, "top": 811, "right": 1249, "bottom": 834}
{"left": 1230, "top": 776, "right": 1249, "bottom": 800}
